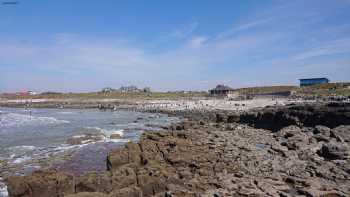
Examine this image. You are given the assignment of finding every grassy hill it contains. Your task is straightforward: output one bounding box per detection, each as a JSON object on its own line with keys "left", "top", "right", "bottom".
{"left": 236, "top": 86, "right": 297, "bottom": 95}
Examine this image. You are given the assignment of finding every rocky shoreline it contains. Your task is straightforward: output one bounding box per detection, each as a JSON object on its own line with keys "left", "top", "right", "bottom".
{"left": 4, "top": 102, "right": 350, "bottom": 196}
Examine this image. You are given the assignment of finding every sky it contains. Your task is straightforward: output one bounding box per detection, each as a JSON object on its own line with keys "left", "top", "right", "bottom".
{"left": 0, "top": 0, "right": 350, "bottom": 92}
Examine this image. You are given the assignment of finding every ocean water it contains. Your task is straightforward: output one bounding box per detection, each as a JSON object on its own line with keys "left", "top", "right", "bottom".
{"left": 0, "top": 107, "right": 178, "bottom": 196}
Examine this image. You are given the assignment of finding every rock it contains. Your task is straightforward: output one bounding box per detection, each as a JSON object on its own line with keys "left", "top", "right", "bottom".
{"left": 110, "top": 133, "right": 121, "bottom": 139}
{"left": 276, "top": 126, "right": 309, "bottom": 150}
{"left": 107, "top": 142, "right": 141, "bottom": 170}
{"left": 6, "top": 170, "right": 74, "bottom": 197}
{"left": 313, "top": 125, "right": 331, "bottom": 142}
{"left": 314, "top": 125, "right": 331, "bottom": 136}
{"left": 110, "top": 186, "right": 142, "bottom": 197}
{"left": 216, "top": 113, "right": 226, "bottom": 123}
{"left": 75, "top": 172, "right": 113, "bottom": 193}
{"left": 66, "top": 192, "right": 109, "bottom": 197}
{"left": 275, "top": 125, "right": 302, "bottom": 138}
{"left": 317, "top": 142, "right": 350, "bottom": 160}
{"left": 331, "top": 125, "right": 350, "bottom": 142}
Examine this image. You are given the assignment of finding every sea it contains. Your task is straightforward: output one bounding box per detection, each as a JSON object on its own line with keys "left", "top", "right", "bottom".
{"left": 0, "top": 107, "right": 178, "bottom": 197}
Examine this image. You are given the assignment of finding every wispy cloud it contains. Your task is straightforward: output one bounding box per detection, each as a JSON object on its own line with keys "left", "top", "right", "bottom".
{"left": 217, "top": 18, "right": 272, "bottom": 39}
{"left": 293, "top": 38, "right": 350, "bottom": 60}
{"left": 170, "top": 21, "right": 199, "bottom": 38}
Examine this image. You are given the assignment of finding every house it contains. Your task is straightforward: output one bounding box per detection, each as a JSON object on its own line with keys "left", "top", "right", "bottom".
{"left": 101, "top": 87, "right": 115, "bottom": 93}
{"left": 299, "top": 78, "right": 329, "bottom": 86}
{"left": 209, "top": 85, "right": 239, "bottom": 98}
{"left": 28, "top": 91, "right": 38, "bottom": 95}
{"left": 119, "top": 85, "right": 140, "bottom": 93}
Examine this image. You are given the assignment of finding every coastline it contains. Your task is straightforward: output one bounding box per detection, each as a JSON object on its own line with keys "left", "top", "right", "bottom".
{"left": 0, "top": 106, "right": 179, "bottom": 197}
{"left": 3, "top": 101, "right": 350, "bottom": 196}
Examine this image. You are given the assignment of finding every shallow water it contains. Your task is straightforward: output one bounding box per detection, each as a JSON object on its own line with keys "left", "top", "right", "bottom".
{"left": 0, "top": 107, "right": 178, "bottom": 196}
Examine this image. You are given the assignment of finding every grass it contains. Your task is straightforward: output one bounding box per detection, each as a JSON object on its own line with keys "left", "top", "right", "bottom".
{"left": 0, "top": 91, "right": 209, "bottom": 100}
{"left": 236, "top": 86, "right": 297, "bottom": 95}
{"left": 296, "top": 83, "right": 350, "bottom": 96}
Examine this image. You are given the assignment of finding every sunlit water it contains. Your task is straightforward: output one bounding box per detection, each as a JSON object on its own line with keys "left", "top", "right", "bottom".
{"left": 0, "top": 107, "right": 178, "bottom": 197}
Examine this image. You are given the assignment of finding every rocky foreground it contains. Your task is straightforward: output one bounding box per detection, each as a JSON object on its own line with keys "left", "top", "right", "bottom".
{"left": 5, "top": 103, "right": 350, "bottom": 197}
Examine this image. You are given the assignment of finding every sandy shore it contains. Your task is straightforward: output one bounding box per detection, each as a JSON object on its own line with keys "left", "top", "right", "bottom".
{"left": 0, "top": 97, "right": 308, "bottom": 112}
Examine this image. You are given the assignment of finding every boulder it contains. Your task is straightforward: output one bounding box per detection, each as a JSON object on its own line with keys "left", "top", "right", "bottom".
{"left": 317, "top": 142, "right": 350, "bottom": 160}
{"left": 331, "top": 125, "right": 350, "bottom": 142}
{"left": 6, "top": 170, "right": 74, "bottom": 197}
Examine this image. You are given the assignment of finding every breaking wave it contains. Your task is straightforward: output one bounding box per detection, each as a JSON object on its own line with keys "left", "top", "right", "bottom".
{"left": 0, "top": 113, "right": 69, "bottom": 128}
{"left": 84, "top": 126, "right": 125, "bottom": 137}
{"left": 0, "top": 178, "right": 8, "bottom": 197}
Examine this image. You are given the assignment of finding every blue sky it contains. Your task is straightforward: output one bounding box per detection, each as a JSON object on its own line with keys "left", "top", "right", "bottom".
{"left": 0, "top": 0, "right": 350, "bottom": 92}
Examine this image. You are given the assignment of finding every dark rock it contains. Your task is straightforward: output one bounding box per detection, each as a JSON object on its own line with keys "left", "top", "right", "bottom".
{"left": 317, "top": 142, "right": 350, "bottom": 160}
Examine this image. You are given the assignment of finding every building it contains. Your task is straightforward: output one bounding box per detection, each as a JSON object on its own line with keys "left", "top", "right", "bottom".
{"left": 209, "top": 85, "right": 239, "bottom": 98}
{"left": 142, "top": 87, "right": 151, "bottom": 93}
{"left": 299, "top": 78, "right": 329, "bottom": 87}
{"left": 28, "top": 91, "right": 38, "bottom": 95}
{"left": 119, "top": 85, "right": 140, "bottom": 93}
{"left": 101, "top": 87, "right": 115, "bottom": 93}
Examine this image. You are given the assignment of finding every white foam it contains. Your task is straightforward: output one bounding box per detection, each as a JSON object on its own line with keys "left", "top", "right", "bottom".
{"left": 109, "top": 129, "right": 124, "bottom": 137}
{"left": 57, "top": 111, "right": 76, "bottom": 114}
{"left": 0, "top": 113, "right": 69, "bottom": 127}
{"left": 72, "top": 135, "right": 86, "bottom": 138}
{"left": 108, "top": 138, "right": 131, "bottom": 143}
{"left": 84, "top": 127, "right": 124, "bottom": 137}
{"left": 0, "top": 179, "right": 8, "bottom": 197}
{"left": 10, "top": 145, "right": 36, "bottom": 151}
{"left": 81, "top": 139, "right": 94, "bottom": 144}
{"left": 12, "top": 155, "right": 31, "bottom": 164}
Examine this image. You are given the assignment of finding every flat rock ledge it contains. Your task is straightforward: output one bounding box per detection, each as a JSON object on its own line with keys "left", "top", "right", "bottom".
{"left": 5, "top": 104, "right": 350, "bottom": 197}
